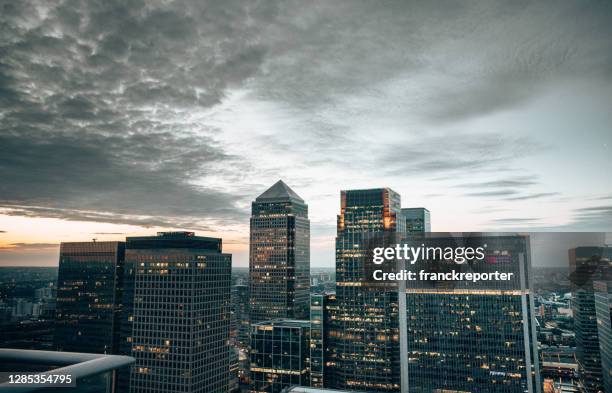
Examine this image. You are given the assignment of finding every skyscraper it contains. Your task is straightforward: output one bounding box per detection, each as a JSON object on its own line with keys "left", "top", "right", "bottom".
{"left": 400, "top": 207, "right": 430, "bottom": 233}
{"left": 310, "top": 292, "right": 335, "bottom": 388}
{"left": 330, "top": 188, "right": 404, "bottom": 391}
{"left": 594, "top": 280, "right": 612, "bottom": 393}
{"left": 55, "top": 241, "right": 125, "bottom": 354}
{"left": 249, "top": 180, "right": 310, "bottom": 324}
{"left": 249, "top": 319, "right": 311, "bottom": 393}
{"left": 398, "top": 234, "right": 541, "bottom": 393}
{"left": 569, "top": 246, "right": 611, "bottom": 393}
{"left": 232, "top": 284, "right": 250, "bottom": 348}
{"left": 119, "top": 232, "right": 232, "bottom": 393}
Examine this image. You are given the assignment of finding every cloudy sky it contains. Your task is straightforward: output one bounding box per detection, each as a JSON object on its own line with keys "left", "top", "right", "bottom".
{"left": 1, "top": 0, "right": 611, "bottom": 267}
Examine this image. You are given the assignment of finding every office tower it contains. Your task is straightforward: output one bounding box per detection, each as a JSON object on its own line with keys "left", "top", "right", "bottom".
{"left": 55, "top": 241, "right": 125, "bottom": 354}
{"left": 310, "top": 292, "right": 336, "bottom": 388}
{"left": 232, "top": 284, "right": 250, "bottom": 348}
{"left": 249, "top": 180, "right": 310, "bottom": 324}
{"left": 249, "top": 319, "right": 311, "bottom": 393}
{"left": 398, "top": 234, "right": 541, "bottom": 393}
{"left": 400, "top": 207, "right": 430, "bottom": 233}
{"left": 119, "top": 232, "right": 232, "bottom": 393}
{"left": 569, "top": 246, "right": 611, "bottom": 393}
{"left": 594, "top": 280, "right": 611, "bottom": 393}
{"left": 330, "top": 188, "right": 403, "bottom": 391}
{"left": 229, "top": 285, "right": 247, "bottom": 393}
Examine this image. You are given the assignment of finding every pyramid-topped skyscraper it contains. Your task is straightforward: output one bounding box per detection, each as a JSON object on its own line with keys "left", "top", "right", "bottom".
{"left": 249, "top": 180, "right": 310, "bottom": 324}
{"left": 255, "top": 179, "right": 305, "bottom": 203}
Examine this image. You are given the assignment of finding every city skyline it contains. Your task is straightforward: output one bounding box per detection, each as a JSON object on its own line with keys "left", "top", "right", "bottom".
{"left": 2, "top": 1, "right": 612, "bottom": 267}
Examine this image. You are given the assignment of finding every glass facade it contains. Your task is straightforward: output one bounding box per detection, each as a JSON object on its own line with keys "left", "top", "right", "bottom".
{"left": 310, "top": 293, "right": 336, "bottom": 388}
{"left": 250, "top": 180, "right": 310, "bottom": 324}
{"left": 232, "top": 284, "right": 251, "bottom": 348}
{"left": 330, "top": 188, "right": 403, "bottom": 392}
{"left": 399, "top": 234, "right": 541, "bottom": 393}
{"left": 119, "top": 232, "right": 232, "bottom": 393}
{"left": 55, "top": 241, "right": 125, "bottom": 355}
{"left": 594, "top": 280, "right": 612, "bottom": 393}
{"left": 249, "top": 319, "right": 311, "bottom": 393}
{"left": 400, "top": 208, "right": 430, "bottom": 233}
{"left": 569, "top": 246, "right": 611, "bottom": 393}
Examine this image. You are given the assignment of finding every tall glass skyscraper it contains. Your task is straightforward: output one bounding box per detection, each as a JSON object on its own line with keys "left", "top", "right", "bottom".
{"left": 55, "top": 241, "right": 125, "bottom": 354}
{"left": 594, "top": 280, "right": 612, "bottom": 393}
{"left": 310, "top": 292, "right": 336, "bottom": 388}
{"left": 570, "top": 246, "right": 611, "bottom": 393}
{"left": 398, "top": 234, "right": 541, "bottom": 393}
{"left": 330, "top": 188, "right": 403, "bottom": 392}
{"left": 119, "top": 232, "right": 232, "bottom": 393}
{"left": 249, "top": 180, "right": 310, "bottom": 323}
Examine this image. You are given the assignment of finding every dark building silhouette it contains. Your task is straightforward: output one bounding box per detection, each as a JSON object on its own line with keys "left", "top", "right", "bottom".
{"left": 119, "top": 232, "right": 232, "bottom": 393}
{"left": 249, "top": 180, "right": 310, "bottom": 324}
{"left": 55, "top": 241, "right": 125, "bottom": 354}
{"left": 329, "top": 188, "right": 404, "bottom": 391}
{"left": 570, "top": 246, "right": 611, "bottom": 393}
{"left": 249, "top": 319, "right": 311, "bottom": 393}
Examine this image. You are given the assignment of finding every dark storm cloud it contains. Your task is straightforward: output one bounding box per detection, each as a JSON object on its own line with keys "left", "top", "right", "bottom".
{"left": 255, "top": 1, "right": 612, "bottom": 122}
{"left": 1, "top": 0, "right": 611, "bottom": 231}
{"left": 0, "top": 0, "right": 277, "bottom": 227}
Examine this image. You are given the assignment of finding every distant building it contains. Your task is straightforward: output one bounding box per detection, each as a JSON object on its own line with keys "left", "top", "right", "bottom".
{"left": 250, "top": 319, "right": 311, "bottom": 393}
{"left": 400, "top": 207, "right": 430, "bottom": 233}
{"left": 569, "top": 246, "right": 611, "bottom": 393}
{"left": 35, "top": 287, "right": 55, "bottom": 301}
{"left": 55, "top": 241, "right": 125, "bottom": 354}
{"left": 249, "top": 180, "right": 310, "bottom": 324}
{"left": 232, "top": 284, "right": 250, "bottom": 348}
{"left": 330, "top": 188, "right": 404, "bottom": 391}
{"left": 14, "top": 299, "right": 33, "bottom": 317}
{"left": 119, "top": 232, "right": 232, "bottom": 393}
{"left": 594, "top": 280, "right": 612, "bottom": 393}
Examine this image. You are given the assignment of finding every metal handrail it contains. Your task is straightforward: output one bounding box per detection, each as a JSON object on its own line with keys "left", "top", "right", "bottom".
{"left": 0, "top": 349, "right": 134, "bottom": 393}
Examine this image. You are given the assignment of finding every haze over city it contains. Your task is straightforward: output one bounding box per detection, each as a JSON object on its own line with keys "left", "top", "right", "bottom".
{"left": 1, "top": 1, "right": 611, "bottom": 267}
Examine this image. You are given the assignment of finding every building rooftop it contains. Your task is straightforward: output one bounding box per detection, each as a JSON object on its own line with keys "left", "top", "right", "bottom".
{"left": 126, "top": 232, "right": 222, "bottom": 251}
{"left": 256, "top": 180, "right": 304, "bottom": 203}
